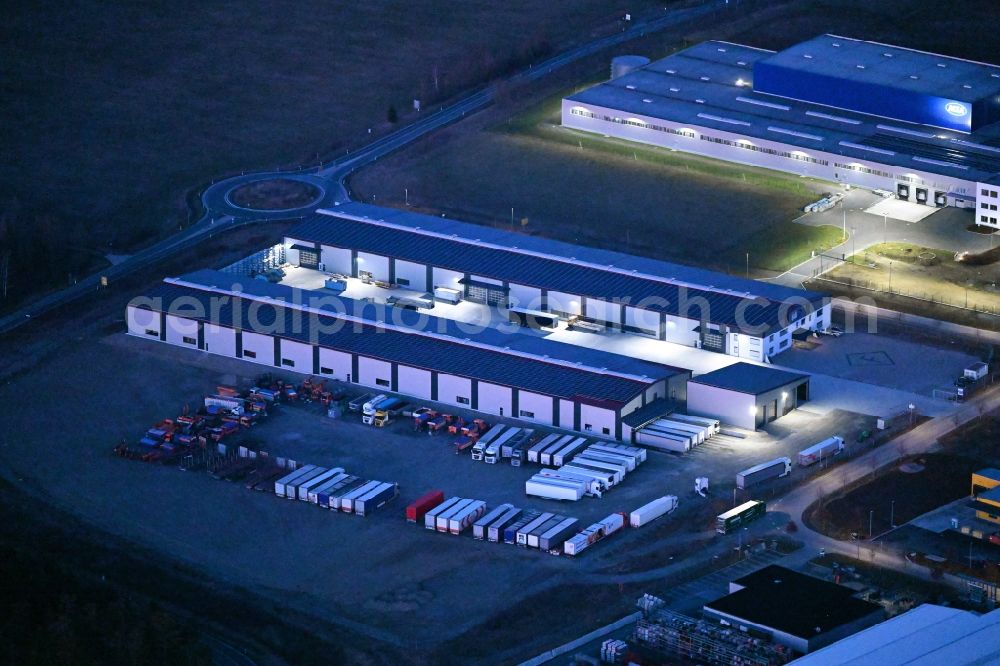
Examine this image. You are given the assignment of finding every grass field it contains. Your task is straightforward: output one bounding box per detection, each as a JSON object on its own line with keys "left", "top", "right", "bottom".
{"left": 0, "top": 0, "right": 674, "bottom": 306}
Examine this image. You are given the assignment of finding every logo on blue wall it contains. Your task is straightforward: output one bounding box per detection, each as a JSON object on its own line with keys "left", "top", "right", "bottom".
{"left": 945, "top": 102, "right": 969, "bottom": 117}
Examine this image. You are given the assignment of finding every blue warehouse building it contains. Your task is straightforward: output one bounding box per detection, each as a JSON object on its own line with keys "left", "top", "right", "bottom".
{"left": 563, "top": 34, "right": 1000, "bottom": 227}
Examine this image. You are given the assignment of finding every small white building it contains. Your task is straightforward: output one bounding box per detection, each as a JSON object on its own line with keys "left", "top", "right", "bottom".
{"left": 686, "top": 362, "right": 809, "bottom": 430}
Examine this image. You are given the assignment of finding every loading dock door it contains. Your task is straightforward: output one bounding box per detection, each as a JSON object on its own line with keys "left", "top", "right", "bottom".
{"left": 298, "top": 249, "right": 319, "bottom": 269}
{"left": 934, "top": 191, "right": 947, "bottom": 207}
{"left": 462, "top": 279, "right": 508, "bottom": 307}
{"left": 916, "top": 188, "right": 928, "bottom": 204}
{"left": 897, "top": 184, "right": 910, "bottom": 201}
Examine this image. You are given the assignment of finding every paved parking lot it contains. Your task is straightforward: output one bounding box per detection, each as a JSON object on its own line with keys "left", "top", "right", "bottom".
{"left": 0, "top": 332, "right": 875, "bottom": 651}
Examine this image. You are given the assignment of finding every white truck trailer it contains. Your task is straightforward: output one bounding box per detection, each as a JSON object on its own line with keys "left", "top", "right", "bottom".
{"left": 540, "top": 468, "right": 607, "bottom": 495}
{"left": 736, "top": 457, "right": 792, "bottom": 489}
{"left": 635, "top": 426, "right": 691, "bottom": 453}
{"left": 273, "top": 464, "right": 317, "bottom": 497}
{"left": 448, "top": 500, "right": 487, "bottom": 534}
{"left": 526, "top": 475, "right": 585, "bottom": 501}
{"left": 471, "top": 424, "right": 506, "bottom": 462}
{"left": 585, "top": 444, "right": 645, "bottom": 468}
{"left": 667, "top": 413, "right": 720, "bottom": 434}
{"left": 306, "top": 472, "right": 349, "bottom": 504}
{"left": 283, "top": 466, "right": 328, "bottom": 499}
{"left": 488, "top": 507, "right": 523, "bottom": 542}
{"left": 797, "top": 436, "right": 845, "bottom": 467}
{"left": 538, "top": 517, "right": 579, "bottom": 551}
{"left": 527, "top": 434, "right": 561, "bottom": 464}
{"left": 526, "top": 515, "right": 565, "bottom": 548}
{"left": 485, "top": 428, "right": 520, "bottom": 464}
{"left": 568, "top": 457, "right": 625, "bottom": 484}
{"left": 436, "top": 498, "right": 475, "bottom": 532}
{"left": 564, "top": 513, "right": 625, "bottom": 556}
{"left": 629, "top": 495, "right": 679, "bottom": 527}
{"left": 516, "top": 512, "right": 555, "bottom": 546}
{"left": 539, "top": 435, "right": 575, "bottom": 465}
{"left": 552, "top": 437, "right": 589, "bottom": 467}
{"left": 354, "top": 482, "right": 399, "bottom": 517}
{"left": 339, "top": 480, "right": 381, "bottom": 512}
{"left": 424, "top": 497, "right": 463, "bottom": 530}
{"left": 577, "top": 450, "right": 634, "bottom": 473}
{"left": 321, "top": 477, "right": 365, "bottom": 509}
{"left": 297, "top": 467, "right": 346, "bottom": 501}
{"left": 473, "top": 503, "right": 515, "bottom": 540}
{"left": 653, "top": 418, "right": 706, "bottom": 444}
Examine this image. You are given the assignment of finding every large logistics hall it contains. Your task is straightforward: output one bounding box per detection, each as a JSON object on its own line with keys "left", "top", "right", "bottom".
{"left": 126, "top": 203, "right": 825, "bottom": 440}
{"left": 563, "top": 34, "right": 1000, "bottom": 226}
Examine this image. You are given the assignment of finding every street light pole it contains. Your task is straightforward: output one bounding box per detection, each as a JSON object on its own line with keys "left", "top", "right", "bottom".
{"left": 883, "top": 214, "right": 887, "bottom": 245}
{"left": 869, "top": 509, "right": 874, "bottom": 539}
{"left": 889, "top": 261, "right": 892, "bottom": 293}
{"left": 891, "top": 500, "right": 895, "bottom": 529}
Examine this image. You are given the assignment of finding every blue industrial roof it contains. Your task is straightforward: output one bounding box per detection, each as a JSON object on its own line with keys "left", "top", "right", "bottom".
{"left": 759, "top": 35, "right": 1000, "bottom": 104}
{"left": 287, "top": 203, "right": 826, "bottom": 334}
{"left": 690, "top": 361, "right": 808, "bottom": 395}
{"left": 142, "top": 279, "right": 671, "bottom": 405}
{"left": 565, "top": 40, "right": 1000, "bottom": 183}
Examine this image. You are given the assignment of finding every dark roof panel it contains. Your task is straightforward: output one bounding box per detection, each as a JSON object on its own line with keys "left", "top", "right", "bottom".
{"left": 690, "top": 362, "right": 809, "bottom": 395}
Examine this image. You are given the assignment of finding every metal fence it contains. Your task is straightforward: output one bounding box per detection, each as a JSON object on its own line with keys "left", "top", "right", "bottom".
{"left": 816, "top": 275, "right": 1000, "bottom": 317}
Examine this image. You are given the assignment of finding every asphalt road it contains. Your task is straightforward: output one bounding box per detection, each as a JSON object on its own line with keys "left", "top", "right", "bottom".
{"left": 0, "top": 0, "right": 727, "bottom": 337}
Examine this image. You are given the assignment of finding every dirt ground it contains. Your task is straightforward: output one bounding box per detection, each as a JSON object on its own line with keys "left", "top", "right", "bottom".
{"left": 0, "top": 320, "right": 871, "bottom": 662}
{"left": 825, "top": 243, "right": 1000, "bottom": 315}
{"left": 805, "top": 414, "right": 1000, "bottom": 541}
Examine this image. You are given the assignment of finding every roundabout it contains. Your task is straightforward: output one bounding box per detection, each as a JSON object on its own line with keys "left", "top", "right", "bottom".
{"left": 226, "top": 178, "right": 323, "bottom": 212}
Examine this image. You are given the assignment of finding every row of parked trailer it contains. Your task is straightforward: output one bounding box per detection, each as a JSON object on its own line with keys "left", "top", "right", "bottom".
{"left": 469, "top": 425, "right": 538, "bottom": 465}
{"left": 526, "top": 443, "right": 647, "bottom": 501}
{"left": 633, "top": 413, "right": 720, "bottom": 454}
{"left": 272, "top": 464, "right": 398, "bottom": 516}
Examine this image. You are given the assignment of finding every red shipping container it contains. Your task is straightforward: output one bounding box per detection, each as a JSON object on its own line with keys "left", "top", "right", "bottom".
{"left": 405, "top": 490, "right": 445, "bottom": 523}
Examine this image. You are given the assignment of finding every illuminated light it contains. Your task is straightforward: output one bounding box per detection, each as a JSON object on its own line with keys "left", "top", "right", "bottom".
{"left": 748, "top": 405, "right": 758, "bottom": 416}
{"left": 735, "top": 78, "right": 746, "bottom": 87}
{"left": 782, "top": 391, "right": 788, "bottom": 401}
{"left": 355, "top": 257, "right": 364, "bottom": 263}
{"left": 666, "top": 320, "right": 676, "bottom": 328}
{"left": 945, "top": 102, "right": 968, "bottom": 117}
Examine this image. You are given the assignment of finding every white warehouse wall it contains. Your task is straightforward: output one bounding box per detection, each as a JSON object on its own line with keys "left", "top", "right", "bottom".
{"left": 471, "top": 274, "right": 502, "bottom": 286}
{"left": 397, "top": 365, "right": 432, "bottom": 400}
{"left": 357, "top": 356, "right": 392, "bottom": 388}
{"left": 477, "top": 382, "right": 512, "bottom": 417}
{"left": 318, "top": 348, "right": 352, "bottom": 380}
{"left": 356, "top": 252, "right": 390, "bottom": 281}
{"left": 284, "top": 237, "right": 313, "bottom": 266}
{"left": 559, "top": 399, "right": 575, "bottom": 430}
{"left": 320, "top": 245, "right": 351, "bottom": 274}
{"left": 164, "top": 314, "right": 199, "bottom": 347}
{"left": 204, "top": 324, "right": 236, "bottom": 357}
{"left": 508, "top": 283, "right": 543, "bottom": 310}
{"left": 548, "top": 290, "right": 582, "bottom": 316}
{"left": 279, "top": 339, "right": 313, "bottom": 372}
{"left": 241, "top": 331, "right": 275, "bottom": 366}
{"left": 394, "top": 259, "right": 428, "bottom": 291}
{"left": 516, "top": 390, "right": 554, "bottom": 424}
{"left": 664, "top": 315, "right": 699, "bottom": 346}
{"left": 437, "top": 373, "right": 472, "bottom": 407}
{"left": 687, "top": 383, "right": 756, "bottom": 430}
{"left": 126, "top": 306, "right": 160, "bottom": 338}
{"left": 625, "top": 306, "right": 660, "bottom": 336}
{"left": 579, "top": 404, "right": 617, "bottom": 439}
{"left": 432, "top": 267, "right": 464, "bottom": 290}
{"left": 561, "top": 99, "right": 975, "bottom": 203}
{"left": 585, "top": 297, "right": 618, "bottom": 324}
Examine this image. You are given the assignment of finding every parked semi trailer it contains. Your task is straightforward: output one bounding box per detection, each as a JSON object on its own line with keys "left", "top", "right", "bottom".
{"left": 473, "top": 503, "right": 515, "bottom": 540}
{"left": 552, "top": 437, "right": 589, "bottom": 467}
{"left": 717, "top": 500, "right": 766, "bottom": 534}
{"left": 348, "top": 393, "right": 374, "bottom": 412}
{"left": 339, "top": 480, "right": 382, "bottom": 512}
{"left": 504, "top": 510, "right": 542, "bottom": 544}
{"left": 797, "top": 436, "right": 845, "bottom": 467}
{"left": 448, "top": 500, "right": 487, "bottom": 534}
{"left": 424, "top": 497, "right": 463, "bottom": 530}
{"left": 537, "top": 469, "right": 603, "bottom": 496}
{"left": 485, "top": 428, "right": 520, "bottom": 464}
{"left": 488, "top": 507, "right": 523, "bottom": 542}
{"left": 736, "top": 457, "right": 792, "bottom": 489}
{"left": 436, "top": 498, "right": 475, "bottom": 532}
{"left": 471, "top": 425, "right": 506, "bottom": 462}
{"left": 526, "top": 515, "right": 565, "bottom": 548}
{"left": 572, "top": 455, "right": 627, "bottom": 480}
{"left": 355, "top": 482, "right": 399, "bottom": 516}
{"left": 516, "top": 512, "right": 555, "bottom": 546}
{"left": 577, "top": 450, "right": 633, "bottom": 472}
{"left": 273, "top": 464, "right": 317, "bottom": 497}
{"left": 635, "top": 426, "right": 691, "bottom": 453}
{"left": 539, "top": 435, "right": 574, "bottom": 466}
{"left": 585, "top": 445, "right": 644, "bottom": 470}
{"left": 653, "top": 419, "right": 706, "bottom": 444}
{"left": 297, "top": 467, "right": 346, "bottom": 501}
{"left": 526, "top": 476, "right": 585, "bottom": 501}
{"left": 667, "top": 413, "right": 720, "bottom": 434}
{"left": 406, "top": 490, "right": 445, "bottom": 523}
{"left": 307, "top": 472, "right": 349, "bottom": 504}
{"left": 319, "top": 476, "right": 363, "bottom": 508}
{"left": 629, "top": 495, "right": 679, "bottom": 528}
{"left": 564, "top": 513, "right": 625, "bottom": 556}
{"left": 284, "top": 466, "right": 331, "bottom": 500}
{"left": 538, "top": 517, "right": 579, "bottom": 551}
{"left": 528, "top": 434, "right": 562, "bottom": 464}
